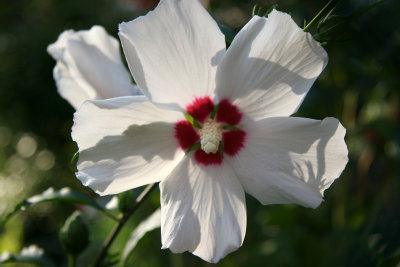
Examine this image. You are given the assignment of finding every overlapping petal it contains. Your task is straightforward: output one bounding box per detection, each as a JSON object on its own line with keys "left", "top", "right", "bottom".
{"left": 72, "top": 96, "right": 183, "bottom": 150}
{"left": 76, "top": 123, "right": 184, "bottom": 195}
{"left": 52, "top": 62, "right": 93, "bottom": 110}
{"left": 47, "top": 25, "right": 139, "bottom": 109}
{"left": 160, "top": 156, "right": 246, "bottom": 263}
{"left": 227, "top": 117, "right": 348, "bottom": 208}
{"left": 118, "top": 0, "right": 226, "bottom": 110}
{"left": 216, "top": 10, "right": 328, "bottom": 122}
{"left": 72, "top": 96, "right": 185, "bottom": 195}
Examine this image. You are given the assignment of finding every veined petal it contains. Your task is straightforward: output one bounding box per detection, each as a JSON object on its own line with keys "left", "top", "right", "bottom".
{"left": 66, "top": 36, "right": 138, "bottom": 99}
{"left": 73, "top": 96, "right": 185, "bottom": 195}
{"left": 216, "top": 10, "right": 328, "bottom": 121}
{"left": 119, "top": 0, "right": 226, "bottom": 110}
{"left": 160, "top": 156, "right": 246, "bottom": 263}
{"left": 77, "top": 121, "right": 184, "bottom": 195}
{"left": 48, "top": 25, "right": 121, "bottom": 61}
{"left": 227, "top": 117, "right": 348, "bottom": 208}
{"left": 47, "top": 25, "right": 139, "bottom": 109}
{"left": 52, "top": 62, "right": 93, "bottom": 110}
{"left": 72, "top": 96, "right": 184, "bottom": 151}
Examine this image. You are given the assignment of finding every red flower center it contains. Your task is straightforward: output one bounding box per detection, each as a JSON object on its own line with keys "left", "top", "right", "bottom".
{"left": 175, "top": 96, "right": 246, "bottom": 166}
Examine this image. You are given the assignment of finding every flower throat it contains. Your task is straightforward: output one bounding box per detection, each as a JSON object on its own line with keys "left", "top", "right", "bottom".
{"left": 174, "top": 97, "right": 246, "bottom": 166}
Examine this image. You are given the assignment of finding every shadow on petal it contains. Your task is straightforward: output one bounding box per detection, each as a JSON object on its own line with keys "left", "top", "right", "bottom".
{"left": 229, "top": 116, "right": 348, "bottom": 208}
{"left": 77, "top": 122, "right": 182, "bottom": 194}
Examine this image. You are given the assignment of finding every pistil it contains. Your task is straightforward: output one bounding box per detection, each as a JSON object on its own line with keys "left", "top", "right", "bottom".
{"left": 198, "top": 119, "right": 222, "bottom": 154}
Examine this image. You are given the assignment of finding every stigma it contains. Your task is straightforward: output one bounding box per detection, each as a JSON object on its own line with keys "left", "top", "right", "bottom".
{"left": 198, "top": 119, "right": 222, "bottom": 154}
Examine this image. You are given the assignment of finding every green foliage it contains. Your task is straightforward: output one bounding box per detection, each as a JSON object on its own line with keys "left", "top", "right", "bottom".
{"left": 98, "top": 252, "right": 121, "bottom": 267}
{"left": 71, "top": 152, "right": 79, "bottom": 165}
{"left": 0, "top": 245, "right": 55, "bottom": 267}
{"left": 314, "top": 0, "right": 387, "bottom": 42}
{"left": 59, "top": 211, "right": 89, "bottom": 257}
{"left": 118, "top": 189, "right": 138, "bottom": 214}
{"left": 315, "top": 12, "right": 351, "bottom": 42}
{"left": 1, "top": 187, "right": 117, "bottom": 227}
{"left": 218, "top": 24, "right": 236, "bottom": 45}
{"left": 121, "top": 209, "right": 161, "bottom": 264}
{"left": 252, "top": 4, "right": 279, "bottom": 17}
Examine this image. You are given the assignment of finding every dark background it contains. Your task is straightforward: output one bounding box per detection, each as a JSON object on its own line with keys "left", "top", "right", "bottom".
{"left": 0, "top": 0, "right": 399, "bottom": 266}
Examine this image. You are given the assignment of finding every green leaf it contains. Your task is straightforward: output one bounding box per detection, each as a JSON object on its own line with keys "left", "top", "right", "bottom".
{"left": 98, "top": 253, "right": 120, "bottom": 267}
{"left": 0, "top": 245, "right": 55, "bottom": 267}
{"left": 122, "top": 208, "right": 161, "bottom": 264}
{"left": 1, "top": 187, "right": 117, "bottom": 227}
{"left": 218, "top": 24, "right": 236, "bottom": 45}
{"left": 59, "top": 211, "right": 89, "bottom": 256}
{"left": 118, "top": 189, "right": 139, "bottom": 214}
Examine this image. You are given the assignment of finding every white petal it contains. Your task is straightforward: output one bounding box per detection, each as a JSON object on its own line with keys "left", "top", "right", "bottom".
{"left": 160, "top": 156, "right": 246, "bottom": 263}
{"left": 76, "top": 122, "right": 184, "bottom": 195}
{"left": 53, "top": 62, "right": 93, "bottom": 110}
{"left": 216, "top": 10, "right": 328, "bottom": 121}
{"left": 228, "top": 117, "right": 348, "bottom": 208}
{"left": 66, "top": 35, "right": 137, "bottom": 99}
{"left": 47, "top": 26, "right": 139, "bottom": 109}
{"left": 73, "top": 97, "right": 184, "bottom": 195}
{"left": 72, "top": 96, "right": 183, "bottom": 150}
{"left": 48, "top": 25, "right": 121, "bottom": 61}
{"left": 119, "top": 0, "right": 226, "bottom": 110}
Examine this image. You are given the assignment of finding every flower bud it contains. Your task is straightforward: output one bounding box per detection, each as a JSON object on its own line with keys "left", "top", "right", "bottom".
{"left": 59, "top": 211, "right": 89, "bottom": 256}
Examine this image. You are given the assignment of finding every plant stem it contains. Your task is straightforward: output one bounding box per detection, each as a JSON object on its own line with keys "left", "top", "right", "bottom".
{"left": 92, "top": 183, "right": 157, "bottom": 266}
{"left": 303, "top": 0, "right": 334, "bottom": 32}
{"left": 68, "top": 254, "right": 76, "bottom": 267}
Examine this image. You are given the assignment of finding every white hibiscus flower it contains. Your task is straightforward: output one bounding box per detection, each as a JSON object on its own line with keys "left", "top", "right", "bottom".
{"left": 47, "top": 25, "right": 141, "bottom": 109}
{"left": 72, "top": 0, "right": 348, "bottom": 263}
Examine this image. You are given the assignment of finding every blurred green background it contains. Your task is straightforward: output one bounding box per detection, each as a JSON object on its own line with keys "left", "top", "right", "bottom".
{"left": 0, "top": 0, "right": 399, "bottom": 266}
